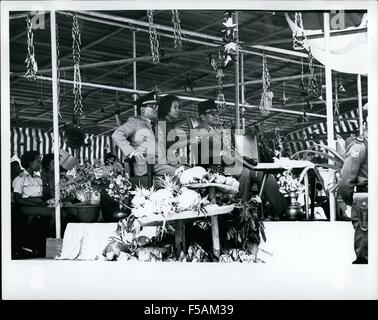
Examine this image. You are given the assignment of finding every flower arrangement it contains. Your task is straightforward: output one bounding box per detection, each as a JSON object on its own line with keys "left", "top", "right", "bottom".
{"left": 60, "top": 161, "right": 104, "bottom": 202}
{"left": 103, "top": 164, "right": 132, "bottom": 208}
{"left": 130, "top": 175, "right": 209, "bottom": 219}
{"left": 60, "top": 159, "right": 131, "bottom": 205}
{"left": 276, "top": 170, "right": 305, "bottom": 197}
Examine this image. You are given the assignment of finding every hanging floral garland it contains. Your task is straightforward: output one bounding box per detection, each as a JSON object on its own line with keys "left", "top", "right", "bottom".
{"left": 147, "top": 9, "right": 160, "bottom": 64}
{"left": 25, "top": 14, "right": 38, "bottom": 80}
{"left": 292, "top": 12, "right": 306, "bottom": 51}
{"left": 259, "top": 54, "right": 274, "bottom": 115}
{"left": 222, "top": 11, "right": 238, "bottom": 67}
{"left": 171, "top": 9, "right": 182, "bottom": 49}
{"left": 72, "top": 14, "right": 84, "bottom": 125}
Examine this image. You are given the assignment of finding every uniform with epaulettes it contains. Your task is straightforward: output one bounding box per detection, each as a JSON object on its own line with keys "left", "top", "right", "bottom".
{"left": 338, "top": 134, "right": 368, "bottom": 263}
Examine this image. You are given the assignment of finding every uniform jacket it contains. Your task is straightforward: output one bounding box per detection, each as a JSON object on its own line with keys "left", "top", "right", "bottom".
{"left": 338, "top": 135, "right": 368, "bottom": 205}
{"left": 112, "top": 116, "right": 165, "bottom": 176}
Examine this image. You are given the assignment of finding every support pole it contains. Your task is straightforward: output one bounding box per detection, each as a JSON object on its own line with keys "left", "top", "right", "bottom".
{"left": 234, "top": 11, "right": 240, "bottom": 131}
{"left": 133, "top": 30, "right": 137, "bottom": 116}
{"left": 324, "top": 12, "right": 336, "bottom": 222}
{"left": 357, "top": 74, "right": 363, "bottom": 135}
{"left": 240, "top": 51, "right": 245, "bottom": 131}
{"left": 50, "top": 11, "right": 61, "bottom": 238}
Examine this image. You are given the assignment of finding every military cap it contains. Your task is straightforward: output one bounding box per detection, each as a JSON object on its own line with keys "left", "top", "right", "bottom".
{"left": 136, "top": 91, "right": 158, "bottom": 108}
{"left": 198, "top": 99, "right": 218, "bottom": 115}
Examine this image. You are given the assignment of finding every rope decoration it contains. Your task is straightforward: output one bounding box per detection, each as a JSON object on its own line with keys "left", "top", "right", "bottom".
{"left": 147, "top": 9, "right": 160, "bottom": 64}
{"left": 306, "top": 49, "right": 319, "bottom": 101}
{"left": 292, "top": 12, "right": 306, "bottom": 51}
{"left": 209, "top": 52, "right": 226, "bottom": 114}
{"left": 25, "top": 14, "right": 38, "bottom": 80}
{"left": 72, "top": 14, "right": 84, "bottom": 125}
{"left": 10, "top": 96, "right": 18, "bottom": 122}
{"left": 259, "top": 54, "right": 274, "bottom": 115}
{"left": 171, "top": 10, "right": 182, "bottom": 49}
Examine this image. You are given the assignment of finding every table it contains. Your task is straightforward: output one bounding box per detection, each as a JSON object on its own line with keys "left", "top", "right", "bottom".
{"left": 138, "top": 200, "right": 236, "bottom": 257}
{"left": 253, "top": 159, "right": 317, "bottom": 220}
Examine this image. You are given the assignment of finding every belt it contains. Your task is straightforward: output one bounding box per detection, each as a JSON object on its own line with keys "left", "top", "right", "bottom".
{"left": 356, "top": 186, "right": 368, "bottom": 193}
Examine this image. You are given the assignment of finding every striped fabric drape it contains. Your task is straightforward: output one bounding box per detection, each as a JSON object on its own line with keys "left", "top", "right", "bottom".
{"left": 10, "top": 127, "right": 125, "bottom": 164}
{"left": 286, "top": 109, "right": 360, "bottom": 154}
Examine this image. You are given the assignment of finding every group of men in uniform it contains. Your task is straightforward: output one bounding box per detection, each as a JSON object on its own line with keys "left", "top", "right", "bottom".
{"left": 112, "top": 91, "right": 369, "bottom": 263}
{"left": 112, "top": 91, "right": 288, "bottom": 217}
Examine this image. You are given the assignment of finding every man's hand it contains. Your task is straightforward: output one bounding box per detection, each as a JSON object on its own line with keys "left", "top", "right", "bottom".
{"left": 129, "top": 150, "right": 145, "bottom": 162}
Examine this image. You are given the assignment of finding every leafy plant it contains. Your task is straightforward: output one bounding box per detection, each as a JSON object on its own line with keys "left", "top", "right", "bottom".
{"left": 224, "top": 196, "right": 266, "bottom": 253}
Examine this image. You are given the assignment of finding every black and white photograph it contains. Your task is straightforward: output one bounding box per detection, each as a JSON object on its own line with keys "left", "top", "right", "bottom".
{"left": 1, "top": 0, "right": 378, "bottom": 301}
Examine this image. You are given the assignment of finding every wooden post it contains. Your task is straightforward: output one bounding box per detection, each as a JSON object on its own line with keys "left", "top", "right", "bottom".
{"left": 50, "top": 11, "right": 61, "bottom": 238}
{"left": 357, "top": 74, "right": 363, "bottom": 135}
{"left": 323, "top": 12, "right": 336, "bottom": 222}
{"left": 209, "top": 187, "right": 220, "bottom": 257}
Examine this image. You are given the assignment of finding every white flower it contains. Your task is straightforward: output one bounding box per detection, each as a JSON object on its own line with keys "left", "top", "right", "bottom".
{"left": 132, "top": 207, "right": 146, "bottom": 218}
{"left": 131, "top": 195, "right": 147, "bottom": 208}
{"left": 142, "top": 200, "right": 158, "bottom": 214}
{"left": 109, "top": 183, "right": 114, "bottom": 189}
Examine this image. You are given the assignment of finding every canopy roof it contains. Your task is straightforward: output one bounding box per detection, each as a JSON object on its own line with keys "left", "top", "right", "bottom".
{"left": 9, "top": 10, "right": 367, "bottom": 138}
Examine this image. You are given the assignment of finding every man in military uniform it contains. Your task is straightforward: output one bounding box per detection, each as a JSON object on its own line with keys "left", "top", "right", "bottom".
{"left": 112, "top": 91, "right": 180, "bottom": 177}
{"left": 193, "top": 99, "right": 288, "bottom": 217}
{"left": 338, "top": 103, "right": 368, "bottom": 264}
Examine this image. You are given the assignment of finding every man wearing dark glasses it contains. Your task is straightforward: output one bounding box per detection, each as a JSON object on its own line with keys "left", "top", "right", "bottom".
{"left": 112, "top": 91, "right": 180, "bottom": 177}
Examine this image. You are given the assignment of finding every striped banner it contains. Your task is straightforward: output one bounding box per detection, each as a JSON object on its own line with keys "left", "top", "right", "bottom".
{"left": 286, "top": 109, "right": 361, "bottom": 154}
{"left": 10, "top": 127, "right": 125, "bottom": 164}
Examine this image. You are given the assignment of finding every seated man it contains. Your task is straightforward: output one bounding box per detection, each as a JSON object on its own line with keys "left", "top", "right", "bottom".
{"left": 112, "top": 91, "right": 180, "bottom": 177}
{"left": 194, "top": 99, "right": 288, "bottom": 217}
{"left": 193, "top": 99, "right": 252, "bottom": 202}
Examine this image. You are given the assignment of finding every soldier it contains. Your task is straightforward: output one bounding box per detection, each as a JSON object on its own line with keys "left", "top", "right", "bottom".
{"left": 338, "top": 103, "right": 368, "bottom": 264}
{"left": 112, "top": 91, "right": 181, "bottom": 177}
{"left": 195, "top": 99, "right": 288, "bottom": 216}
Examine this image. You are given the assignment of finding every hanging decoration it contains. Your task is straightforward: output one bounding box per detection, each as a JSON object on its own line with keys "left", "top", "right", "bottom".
{"left": 334, "top": 77, "right": 340, "bottom": 116}
{"left": 72, "top": 14, "right": 84, "bottom": 125}
{"left": 10, "top": 96, "right": 18, "bottom": 122}
{"left": 292, "top": 12, "right": 306, "bottom": 51}
{"left": 171, "top": 10, "right": 182, "bottom": 49}
{"left": 306, "top": 49, "right": 320, "bottom": 101}
{"left": 25, "top": 14, "right": 38, "bottom": 80}
{"left": 279, "top": 81, "right": 290, "bottom": 105}
{"left": 222, "top": 11, "right": 238, "bottom": 67}
{"left": 184, "top": 74, "right": 195, "bottom": 94}
{"left": 338, "top": 74, "right": 346, "bottom": 94}
{"left": 259, "top": 54, "right": 274, "bottom": 115}
{"left": 209, "top": 52, "right": 226, "bottom": 114}
{"left": 147, "top": 9, "right": 160, "bottom": 64}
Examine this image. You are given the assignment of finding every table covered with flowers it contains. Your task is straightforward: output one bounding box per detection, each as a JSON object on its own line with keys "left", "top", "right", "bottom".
{"left": 56, "top": 164, "right": 267, "bottom": 263}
